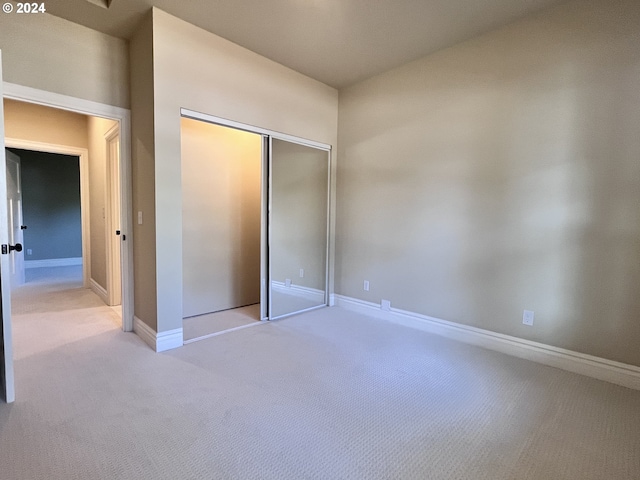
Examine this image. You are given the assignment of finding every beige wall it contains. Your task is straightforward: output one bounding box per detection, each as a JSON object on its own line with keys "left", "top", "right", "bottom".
{"left": 3, "top": 100, "right": 88, "bottom": 148}
{"left": 129, "top": 13, "right": 158, "bottom": 329}
{"left": 0, "top": 13, "right": 129, "bottom": 109}
{"left": 87, "top": 116, "right": 118, "bottom": 290}
{"left": 181, "top": 118, "right": 261, "bottom": 317}
{"left": 151, "top": 8, "right": 338, "bottom": 332}
{"left": 336, "top": 0, "right": 640, "bottom": 366}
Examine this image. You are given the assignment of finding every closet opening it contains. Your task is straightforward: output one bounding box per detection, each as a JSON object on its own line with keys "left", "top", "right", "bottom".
{"left": 181, "top": 118, "right": 263, "bottom": 342}
{"left": 180, "top": 110, "right": 332, "bottom": 344}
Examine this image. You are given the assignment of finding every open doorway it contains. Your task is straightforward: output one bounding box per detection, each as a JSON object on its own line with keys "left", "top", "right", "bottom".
{"left": 3, "top": 99, "right": 127, "bottom": 327}
{"left": 5, "top": 148, "right": 83, "bottom": 289}
{"left": 1, "top": 83, "right": 133, "bottom": 402}
{"left": 181, "top": 117, "right": 263, "bottom": 342}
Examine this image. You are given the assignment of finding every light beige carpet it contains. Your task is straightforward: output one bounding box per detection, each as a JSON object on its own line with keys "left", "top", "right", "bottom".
{"left": 183, "top": 304, "right": 260, "bottom": 341}
{"left": 11, "top": 265, "right": 105, "bottom": 315}
{"left": 1, "top": 272, "right": 639, "bottom": 479}
{"left": 9, "top": 266, "right": 121, "bottom": 360}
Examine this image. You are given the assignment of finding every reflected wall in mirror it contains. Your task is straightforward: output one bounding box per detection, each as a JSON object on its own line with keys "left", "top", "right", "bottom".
{"left": 269, "top": 138, "right": 329, "bottom": 319}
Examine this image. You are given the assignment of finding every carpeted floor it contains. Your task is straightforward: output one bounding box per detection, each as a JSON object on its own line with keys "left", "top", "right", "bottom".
{"left": 1, "top": 269, "right": 639, "bottom": 479}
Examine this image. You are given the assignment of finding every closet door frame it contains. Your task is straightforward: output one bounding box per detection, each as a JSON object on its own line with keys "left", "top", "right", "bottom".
{"left": 267, "top": 136, "right": 331, "bottom": 320}
{"left": 180, "top": 108, "right": 332, "bottom": 321}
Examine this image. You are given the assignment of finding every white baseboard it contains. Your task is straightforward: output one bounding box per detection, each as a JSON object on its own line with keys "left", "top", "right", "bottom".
{"left": 157, "top": 328, "right": 184, "bottom": 352}
{"left": 329, "top": 294, "right": 336, "bottom": 306}
{"left": 133, "top": 316, "right": 183, "bottom": 353}
{"left": 133, "top": 316, "right": 156, "bottom": 350}
{"left": 272, "top": 281, "right": 325, "bottom": 303}
{"left": 25, "top": 257, "right": 82, "bottom": 268}
{"left": 334, "top": 295, "right": 640, "bottom": 391}
{"left": 90, "top": 278, "right": 108, "bottom": 304}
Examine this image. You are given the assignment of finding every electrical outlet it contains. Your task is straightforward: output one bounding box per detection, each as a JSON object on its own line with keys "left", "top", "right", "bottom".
{"left": 299, "top": 269, "right": 304, "bottom": 278}
{"left": 27, "top": 248, "right": 33, "bottom": 255}
{"left": 381, "top": 299, "right": 391, "bottom": 311}
{"left": 285, "top": 278, "right": 292, "bottom": 287}
{"left": 363, "top": 280, "right": 370, "bottom": 291}
{"left": 523, "top": 310, "right": 534, "bottom": 326}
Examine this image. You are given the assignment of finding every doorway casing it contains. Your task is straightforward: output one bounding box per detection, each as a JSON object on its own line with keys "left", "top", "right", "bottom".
{"left": 3, "top": 82, "right": 134, "bottom": 331}
{"left": 4, "top": 138, "right": 90, "bottom": 288}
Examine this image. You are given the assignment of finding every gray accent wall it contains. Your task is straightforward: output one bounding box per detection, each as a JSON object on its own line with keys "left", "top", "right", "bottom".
{"left": 11, "top": 149, "right": 82, "bottom": 261}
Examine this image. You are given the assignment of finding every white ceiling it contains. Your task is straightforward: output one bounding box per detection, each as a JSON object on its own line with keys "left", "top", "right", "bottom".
{"left": 46, "top": 0, "right": 567, "bottom": 88}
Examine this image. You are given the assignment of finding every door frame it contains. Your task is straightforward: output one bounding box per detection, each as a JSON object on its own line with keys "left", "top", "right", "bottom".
{"left": 267, "top": 137, "right": 332, "bottom": 320}
{"left": 0, "top": 56, "right": 15, "bottom": 402}
{"left": 4, "top": 138, "right": 91, "bottom": 288}
{"left": 3, "top": 82, "right": 134, "bottom": 332}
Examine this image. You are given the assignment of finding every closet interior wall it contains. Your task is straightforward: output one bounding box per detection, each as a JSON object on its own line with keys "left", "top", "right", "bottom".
{"left": 181, "top": 118, "right": 262, "bottom": 318}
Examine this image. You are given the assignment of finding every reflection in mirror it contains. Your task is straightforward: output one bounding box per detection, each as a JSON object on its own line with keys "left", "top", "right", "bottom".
{"left": 269, "top": 138, "right": 329, "bottom": 319}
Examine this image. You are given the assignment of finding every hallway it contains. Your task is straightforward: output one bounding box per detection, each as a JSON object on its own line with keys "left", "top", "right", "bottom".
{"left": 10, "top": 266, "right": 121, "bottom": 361}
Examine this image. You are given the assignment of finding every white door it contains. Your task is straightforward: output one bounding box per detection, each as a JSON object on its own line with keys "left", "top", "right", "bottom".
{"left": 106, "top": 127, "right": 121, "bottom": 306}
{"left": 0, "top": 51, "right": 16, "bottom": 403}
{"left": 5, "top": 150, "right": 25, "bottom": 287}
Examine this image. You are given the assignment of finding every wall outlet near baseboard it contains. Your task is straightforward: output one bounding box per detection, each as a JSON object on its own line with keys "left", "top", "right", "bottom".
{"left": 523, "top": 310, "right": 534, "bottom": 326}
{"left": 27, "top": 249, "right": 33, "bottom": 255}
{"left": 285, "top": 278, "right": 292, "bottom": 287}
{"left": 381, "top": 299, "right": 391, "bottom": 311}
{"left": 299, "top": 269, "right": 304, "bottom": 278}
{"left": 363, "top": 280, "right": 370, "bottom": 291}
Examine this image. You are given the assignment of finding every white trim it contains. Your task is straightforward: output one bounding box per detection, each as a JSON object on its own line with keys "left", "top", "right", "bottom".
{"left": 133, "top": 316, "right": 156, "bottom": 351}
{"left": 90, "top": 278, "right": 108, "bottom": 304}
{"left": 334, "top": 295, "right": 640, "bottom": 391}
{"left": 181, "top": 108, "right": 332, "bottom": 151}
{"left": 3, "top": 82, "right": 134, "bottom": 333}
{"left": 183, "top": 321, "right": 263, "bottom": 345}
{"left": 25, "top": 257, "right": 82, "bottom": 268}
{"left": 156, "top": 328, "right": 184, "bottom": 352}
{"left": 133, "top": 316, "right": 184, "bottom": 353}
{"left": 272, "top": 281, "right": 325, "bottom": 303}
{"left": 3, "top": 83, "right": 128, "bottom": 119}
{"left": 260, "top": 136, "right": 268, "bottom": 321}
{"left": 0, "top": 53, "right": 16, "bottom": 402}
{"left": 5, "top": 138, "right": 91, "bottom": 288}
